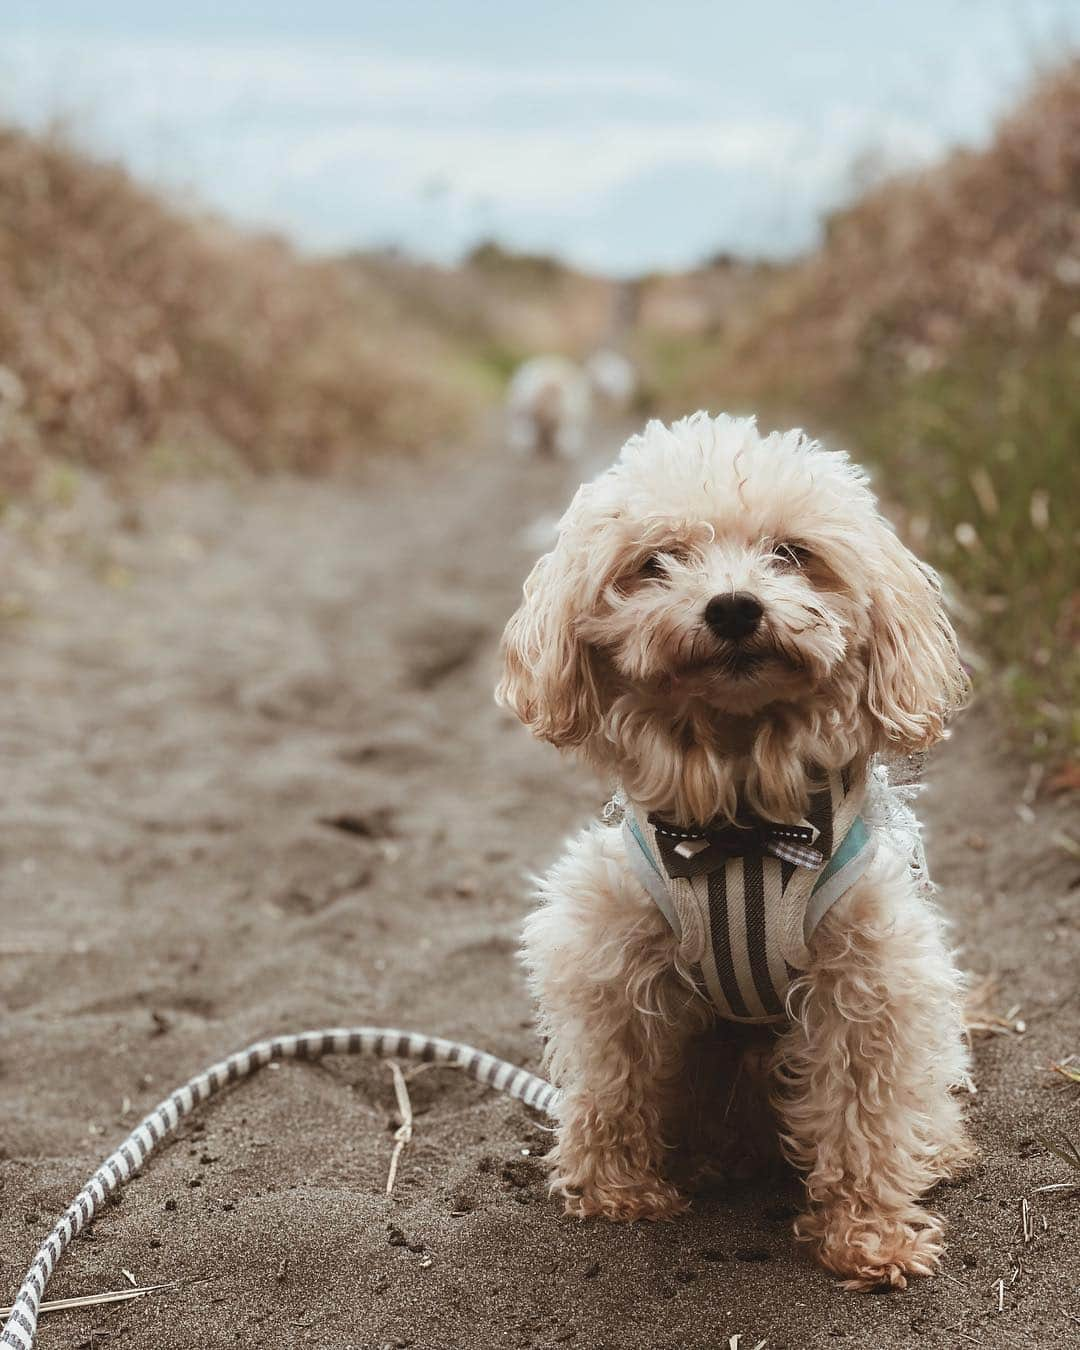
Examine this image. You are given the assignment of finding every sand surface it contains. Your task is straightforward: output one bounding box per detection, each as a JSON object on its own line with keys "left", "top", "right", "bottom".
{"left": 1, "top": 430, "right": 1078, "bottom": 1349}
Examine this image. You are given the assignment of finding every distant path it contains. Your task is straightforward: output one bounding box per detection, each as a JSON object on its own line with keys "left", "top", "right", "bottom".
{"left": 0, "top": 432, "right": 1076, "bottom": 1349}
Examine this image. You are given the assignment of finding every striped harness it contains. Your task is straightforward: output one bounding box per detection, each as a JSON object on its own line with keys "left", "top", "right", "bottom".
{"left": 622, "top": 768, "right": 876, "bottom": 1024}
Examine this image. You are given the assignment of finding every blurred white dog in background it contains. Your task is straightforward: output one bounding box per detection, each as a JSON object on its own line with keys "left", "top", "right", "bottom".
{"left": 506, "top": 350, "right": 637, "bottom": 460}
{"left": 506, "top": 355, "right": 592, "bottom": 459}
{"left": 585, "top": 348, "right": 637, "bottom": 411}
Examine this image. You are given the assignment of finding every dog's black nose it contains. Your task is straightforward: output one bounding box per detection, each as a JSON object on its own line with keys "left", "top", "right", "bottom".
{"left": 704, "top": 592, "right": 764, "bottom": 640}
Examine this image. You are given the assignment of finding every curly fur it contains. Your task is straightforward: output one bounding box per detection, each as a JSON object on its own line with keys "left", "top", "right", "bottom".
{"left": 500, "top": 413, "right": 973, "bottom": 1289}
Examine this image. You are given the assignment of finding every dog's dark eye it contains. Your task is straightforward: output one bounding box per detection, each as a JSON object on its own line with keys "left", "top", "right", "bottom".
{"left": 774, "top": 543, "right": 812, "bottom": 570}
{"left": 636, "top": 544, "right": 693, "bottom": 581}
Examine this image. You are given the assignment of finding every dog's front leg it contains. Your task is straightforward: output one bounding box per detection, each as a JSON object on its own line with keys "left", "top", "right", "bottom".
{"left": 523, "top": 826, "right": 711, "bottom": 1222}
{"left": 546, "top": 973, "right": 697, "bottom": 1222}
{"left": 773, "top": 855, "right": 973, "bottom": 1290}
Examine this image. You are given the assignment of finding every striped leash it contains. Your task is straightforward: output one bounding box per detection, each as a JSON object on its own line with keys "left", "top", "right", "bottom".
{"left": 1, "top": 1026, "right": 558, "bottom": 1349}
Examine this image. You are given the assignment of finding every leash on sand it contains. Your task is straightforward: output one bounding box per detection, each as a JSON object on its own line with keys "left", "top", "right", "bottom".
{"left": 1, "top": 1027, "right": 558, "bottom": 1349}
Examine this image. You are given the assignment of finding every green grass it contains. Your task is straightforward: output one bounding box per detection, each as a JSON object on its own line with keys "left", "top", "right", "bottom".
{"left": 849, "top": 337, "right": 1080, "bottom": 759}
{"left": 652, "top": 326, "right": 1080, "bottom": 762}
{"left": 466, "top": 337, "right": 530, "bottom": 386}
{"left": 1037, "top": 1127, "right": 1080, "bottom": 1182}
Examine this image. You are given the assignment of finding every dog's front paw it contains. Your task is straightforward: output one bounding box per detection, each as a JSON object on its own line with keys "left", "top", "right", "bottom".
{"left": 797, "top": 1207, "right": 944, "bottom": 1291}
{"left": 560, "top": 1177, "right": 688, "bottom": 1223}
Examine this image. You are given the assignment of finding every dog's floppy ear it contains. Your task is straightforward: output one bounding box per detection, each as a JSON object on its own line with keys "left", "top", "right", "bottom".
{"left": 496, "top": 545, "right": 604, "bottom": 748}
{"left": 864, "top": 526, "right": 969, "bottom": 752}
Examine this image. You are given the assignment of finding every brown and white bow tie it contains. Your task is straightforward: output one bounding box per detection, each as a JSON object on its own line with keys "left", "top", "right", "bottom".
{"left": 648, "top": 813, "right": 825, "bottom": 879}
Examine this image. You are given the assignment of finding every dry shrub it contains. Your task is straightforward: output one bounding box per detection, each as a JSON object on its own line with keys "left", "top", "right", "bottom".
{"left": 687, "top": 59, "right": 1080, "bottom": 407}
{"left": 353, "top": 243, "right": 620, "bottom": 385}
{"left": 656, "top": 61, "right": 1080, "bottom": 759}
{"left": 0, "top": 126, "right": 473, "bottom": 495}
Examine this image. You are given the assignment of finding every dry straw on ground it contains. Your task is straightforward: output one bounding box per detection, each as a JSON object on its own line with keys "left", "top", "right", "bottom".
{"left": 384, "top": 1060, "right": 415, "bottom": 1197}
{"left": 0, "top": 1279, "right": 187, "bottom": 1321}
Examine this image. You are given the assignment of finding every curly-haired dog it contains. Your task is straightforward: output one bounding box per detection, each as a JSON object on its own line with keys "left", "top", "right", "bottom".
{"left": 497, "top": 413, "right": 973, "bottom": 1290}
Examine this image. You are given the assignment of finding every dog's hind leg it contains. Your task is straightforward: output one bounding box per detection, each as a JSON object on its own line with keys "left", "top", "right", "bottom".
{"left": 771, "top": 853, "right": 973, "bottom": 1290}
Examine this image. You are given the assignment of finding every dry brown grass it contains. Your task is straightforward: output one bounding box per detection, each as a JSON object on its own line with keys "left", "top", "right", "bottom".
{"left": 674, "top": 58, "right": 1080, "bottom": 409}
{"left": 647, "top": 61, "right": 1080, "bottom": 759}
{"left": 0, "top": 126, "right": 476, "bottom": 497}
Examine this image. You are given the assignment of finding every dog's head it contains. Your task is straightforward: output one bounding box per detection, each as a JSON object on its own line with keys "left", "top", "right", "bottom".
{"left": 498, "top": 414, "right": 967, "bottom": 817}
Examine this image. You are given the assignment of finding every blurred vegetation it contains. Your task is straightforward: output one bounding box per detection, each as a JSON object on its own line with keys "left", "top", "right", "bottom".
{"left": 0, "top": 124, "right": 481, "bottom": 499}
{"left": 852, "top": 339, "right": 1079, "bottom": 759}
{"left": 0, "top": 126, "right": 616, "bottom": 507}
{"left": 348, "top": 242, "right": 616, "bottom": 390}
{"left": 1, "top": 61, "right": 1077, "bottom": 762}
{"left": 644, "top": 60, "right": 1080, "bottom": 762}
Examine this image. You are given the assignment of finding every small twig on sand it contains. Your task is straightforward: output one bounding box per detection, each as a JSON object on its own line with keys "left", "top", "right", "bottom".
{"left": 1036, "top": 1128, "right": 1080, "bottom": 1180}
{"left": 938, "top": 1268, "right": 971, "bottom": 1295}
{"left": 385, "top": 1060, "right": 414, "bottom": 1197}
{"left": 1021, "top": 763, "right": 1044, "bottom": 806}
{"left": 964, "top": 975, "right": 1025, "bottom": 1037}
{"left": 1050, "top": 830, "right": 1080, "bottom": 860}
{"left": 0, "top": 1280, "right": 184, "bottom": 1320}
{"left": 404, "top": 1062, "right": 436, "bottom": 1083}
{"left": 1049, "top": 1056, "right": 1080, "bottom": 1085}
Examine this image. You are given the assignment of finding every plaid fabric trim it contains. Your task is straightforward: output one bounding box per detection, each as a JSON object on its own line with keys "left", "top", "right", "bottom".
{"left": 768, "top": 839, "right": 825, "bottom": 868}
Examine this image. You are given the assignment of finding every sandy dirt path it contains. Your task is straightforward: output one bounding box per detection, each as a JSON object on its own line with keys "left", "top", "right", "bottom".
{"left": 1, "top": 431, "right": 1077, "bottom": 1349}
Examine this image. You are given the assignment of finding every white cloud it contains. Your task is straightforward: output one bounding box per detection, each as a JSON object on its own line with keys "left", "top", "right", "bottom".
{"left": 284, "top": 120, "right": 810, "bottom": 206}
{"left": 2, "top": 34, "right": 694, "bottom": 122}
{"left": 0, "top": 24, "right": 1057, "bottom": 270}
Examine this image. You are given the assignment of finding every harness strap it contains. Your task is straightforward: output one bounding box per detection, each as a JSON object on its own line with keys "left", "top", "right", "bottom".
{"left": 803, "top": 814, "right": 876, "bottom": 938}
{"left": 621, "top": 771, "right": 877, "bottom": 1023}
{"left": 623, "top": 813, "right": 683, "bottom": 937}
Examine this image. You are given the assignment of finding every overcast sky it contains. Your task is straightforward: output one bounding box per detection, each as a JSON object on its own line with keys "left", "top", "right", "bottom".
{"left": 2, "top": 1, "right": 1077, "bottom": 273}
